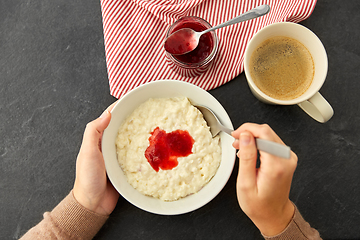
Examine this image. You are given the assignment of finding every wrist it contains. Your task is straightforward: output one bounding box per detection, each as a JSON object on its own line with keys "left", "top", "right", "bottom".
{"left": 73, "top": 185, "right": 89, "bottom": 208}
{"left": 254, "top": 200, "right": 295, "bottom": 236}
{"left": 73, "top": 182, "right": 97, "bottom": 213}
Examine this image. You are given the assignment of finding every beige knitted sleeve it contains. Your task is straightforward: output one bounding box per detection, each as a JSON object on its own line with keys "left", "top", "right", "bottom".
{"left": 20, "top": 190, "right": 109, "bottom": 240}
{"left": 262, "top": 204, "right": 322, "bottom": 240}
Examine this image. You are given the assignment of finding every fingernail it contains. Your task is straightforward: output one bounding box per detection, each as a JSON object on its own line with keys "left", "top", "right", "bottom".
{"left": 240, "top": 132, "right": 251, "bottom": 146}
{"left": 100, "top": 110, "right": 109, "bottom": 119}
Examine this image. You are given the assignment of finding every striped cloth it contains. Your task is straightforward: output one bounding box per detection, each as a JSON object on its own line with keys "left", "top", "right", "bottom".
{"left": 100, "top": 0, "right": 317, "bottom": 99}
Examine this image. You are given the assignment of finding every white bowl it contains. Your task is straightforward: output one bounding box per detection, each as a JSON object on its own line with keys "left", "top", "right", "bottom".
{"left": 102, "top": 80, "right": 236, "bottom": 215}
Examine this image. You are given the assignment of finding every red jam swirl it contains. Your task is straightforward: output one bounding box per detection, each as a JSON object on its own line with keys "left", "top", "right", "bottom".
{"left": 170, "top": 21, "right": 214, "bottom": 64}
{"left": 145, "top": 127, "right": 195, "bottom": 172}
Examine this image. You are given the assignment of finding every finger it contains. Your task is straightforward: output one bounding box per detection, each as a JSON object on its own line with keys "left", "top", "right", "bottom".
{"left": 232, "top": 139, "right": 240, "bottom": 149}
{"left": 82, "top": 110, "right": 111, "bottom": 151}
{"left": 232, "top": 123, "right": 257, "bottom": 139}
{"left": 92, "top": 100, "right": 117, "bottom": 135}
{"left": 237, "top": 131, "right": 258, "bottom": 189}
{"left": 106, "top": 100, "right": 118, "bottom": 113}
{"left": 234, "top": 123, "right": 285, "bottom": 145}
{"left": 79, "top": 101, "right": 117, "bottom": 154}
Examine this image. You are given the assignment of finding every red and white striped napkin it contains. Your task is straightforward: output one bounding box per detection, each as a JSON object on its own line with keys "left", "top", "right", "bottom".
{"left": 100, "top": 0, "right": 317, "bottom": 99}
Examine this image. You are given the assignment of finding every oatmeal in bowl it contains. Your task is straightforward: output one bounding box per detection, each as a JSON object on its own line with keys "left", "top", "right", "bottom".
{"left": 102, "top": 80, "right": 235, "bottom": 215}
{"left": 116, "top": 97, "right": 221, "bottom": 201}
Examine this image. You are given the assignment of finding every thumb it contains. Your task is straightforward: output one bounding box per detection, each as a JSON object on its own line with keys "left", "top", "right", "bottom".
{"left": 237, "top": 131, "right": 258, "bottom": 189}
{"left": 97, "top": 110, "right": 112, "bottom": 132}
{"left": 82, "top": 110, "right": 111, "bottom": 150}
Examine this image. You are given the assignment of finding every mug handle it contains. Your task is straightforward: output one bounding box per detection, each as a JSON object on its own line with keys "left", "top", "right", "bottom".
{"left": 298, "top": 92, "right": 334, "bottom": 123}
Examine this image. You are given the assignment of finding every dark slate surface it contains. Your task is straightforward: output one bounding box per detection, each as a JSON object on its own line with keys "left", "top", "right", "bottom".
{"left": 1, "top": 1, "right": 359, "bottom": 239}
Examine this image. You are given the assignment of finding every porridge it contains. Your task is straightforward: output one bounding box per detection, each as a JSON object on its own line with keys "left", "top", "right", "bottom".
{"left": 115, "top": 97, "right": 221, "bottom": 201}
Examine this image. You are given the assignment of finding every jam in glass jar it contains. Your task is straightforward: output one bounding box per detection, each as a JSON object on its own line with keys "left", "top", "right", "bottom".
{"left": 165, "top": 16, "right": 218, "bottom": 77}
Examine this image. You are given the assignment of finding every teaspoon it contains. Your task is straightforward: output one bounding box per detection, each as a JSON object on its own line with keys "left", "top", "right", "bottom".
{"left": 164, "top": 4, "right": 270, "bottom": 55}
{"left": 195, "top": 104, "right": 291, "bottom": 159}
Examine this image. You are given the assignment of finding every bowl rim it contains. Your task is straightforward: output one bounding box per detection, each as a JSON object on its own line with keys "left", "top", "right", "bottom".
{"left": 102, "top": 80, "right": 236, "bottom": 215}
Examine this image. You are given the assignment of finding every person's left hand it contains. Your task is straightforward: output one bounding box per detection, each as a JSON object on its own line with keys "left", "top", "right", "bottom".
{"left": 73, "top": 102, "right": 119, "bottom": 216}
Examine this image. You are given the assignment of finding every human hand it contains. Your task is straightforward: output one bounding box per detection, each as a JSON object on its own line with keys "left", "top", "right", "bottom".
{"left": 73, "top": 102, "right": 119, "bottom": 216}
{"left": 232, "top": 123, "right": 297, "bottom": 236}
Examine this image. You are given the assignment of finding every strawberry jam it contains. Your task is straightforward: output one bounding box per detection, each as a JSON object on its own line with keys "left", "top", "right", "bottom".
{"left": 145, "top": 127, "right": 195, "bottom": 172}
{"left": 169, "top": 20, "right": 214, "bottom": 64}
{"left": 164, "top": 16, "right": 218, "bottom": 77}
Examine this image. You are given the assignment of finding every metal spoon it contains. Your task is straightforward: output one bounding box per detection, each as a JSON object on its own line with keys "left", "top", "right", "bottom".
{"left": 164, "top": 4, "right": 270, "bottom": 55}
{"left": 195, "top": 105, "right": 291, "bottom": 159}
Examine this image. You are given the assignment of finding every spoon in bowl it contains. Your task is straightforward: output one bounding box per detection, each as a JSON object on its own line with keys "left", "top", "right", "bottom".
{"left": 195, "top": 105, "right": 291, "bottom": 159}
{"left": 164, "top": 4, "right": 270, "bottom": 55}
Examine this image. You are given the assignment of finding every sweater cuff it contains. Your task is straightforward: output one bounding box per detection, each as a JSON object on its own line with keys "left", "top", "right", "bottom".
{"left": 262, "top": 203, "right": 321, "bottom": 240}
{"left": 50, "top": 190, "right": 109, "bottom": 239}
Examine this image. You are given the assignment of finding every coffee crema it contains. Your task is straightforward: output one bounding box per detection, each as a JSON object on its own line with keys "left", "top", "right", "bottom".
{"left": 249, "top": 36, "right": 314, "bottom": 100}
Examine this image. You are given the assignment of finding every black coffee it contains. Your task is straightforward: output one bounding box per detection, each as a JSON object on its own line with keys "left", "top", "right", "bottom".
{"left": 249, "top": 36, "right": 314, "bottom": 100}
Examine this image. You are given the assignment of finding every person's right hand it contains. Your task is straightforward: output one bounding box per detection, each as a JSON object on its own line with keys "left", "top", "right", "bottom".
{"left": 232, "top": 123, "right": 298, "bottom": 236}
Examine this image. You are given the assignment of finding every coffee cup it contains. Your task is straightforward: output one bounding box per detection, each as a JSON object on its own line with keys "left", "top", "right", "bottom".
{"left": 244, "top": 22, "right": 333, "bottom": 123}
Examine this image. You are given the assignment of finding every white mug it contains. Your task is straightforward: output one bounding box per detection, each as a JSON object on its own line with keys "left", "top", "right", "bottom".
{"left": 244, "top": 22, "right": 333, "bottom": 123}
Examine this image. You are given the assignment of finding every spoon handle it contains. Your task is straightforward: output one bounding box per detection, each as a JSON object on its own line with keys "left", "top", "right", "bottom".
{"left": 255, "top": 138, "right": 291, "bottom": 159}
{"left": 201, "top": 4, "right": 271, "bottom": 35}
{"left": 224, "top": 129, "right": 291, "bottom": 159}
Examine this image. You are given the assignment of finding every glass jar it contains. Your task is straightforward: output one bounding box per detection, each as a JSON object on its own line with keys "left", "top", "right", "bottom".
{"left": 165, "top": 16, "right": 218, "bottom": 78}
